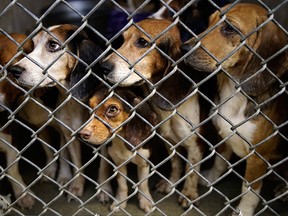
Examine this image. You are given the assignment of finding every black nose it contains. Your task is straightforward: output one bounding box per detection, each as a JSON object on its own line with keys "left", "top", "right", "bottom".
{"left": 100, "top": 61, "right": 114, "bottom": 75}
{"left": 180, "top": 43, "right": 192, "bottom": 55}
{"left": 8, "top": 65, "right": 25, "bottom": 78}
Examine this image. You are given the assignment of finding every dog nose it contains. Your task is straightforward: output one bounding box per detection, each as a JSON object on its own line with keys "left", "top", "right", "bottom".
{"left": 8, "top": 66, "right": 25, "bottom": 78}
{"left": 100, "top": 61, "right": 114, "bottom": 75}
{"left": 78, "top": 129, "right": 92, "bottom": 140}
{"left": 180, "top": 44, "right": 192, "bottom": 54}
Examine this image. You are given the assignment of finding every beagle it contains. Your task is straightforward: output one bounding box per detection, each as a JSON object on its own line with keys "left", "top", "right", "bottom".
{"left": 181, "top": 3, "right": 288, "bottom": 215}
{"left": 0, "top": 33, "right": 35, "bottom": 208}
{"left": 78, "top": 87, "right": 157, "bottom": 212}
{"left": 100, "top": 19, "right": 204, "bottom": 208}
{"left": 8, "top": 24, "right": 103, "bottom": 201}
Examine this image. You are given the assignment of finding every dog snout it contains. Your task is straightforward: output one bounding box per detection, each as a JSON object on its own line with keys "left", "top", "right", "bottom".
{"left": 78, "top": 129, "right": 92, "bottom": 140}
{"left": 100, "top": 61, "right": 114, "bottom": 75}
{"left": 8, "top": 65, "right": 25, "bottom": 78}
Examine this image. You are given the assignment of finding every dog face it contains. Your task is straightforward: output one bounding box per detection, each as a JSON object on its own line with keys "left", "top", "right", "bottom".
{"left": 101, "top": 19, "right": 181, "bottom": 87}
{"left": 79, "top": 88, "right": 130, "bottom": 144}
{"left": 10, "top": 25, "right": 80, "bottom": 87}
{"left": 79, "top": 87, "right": 157, "bottom": 147}
{"left": 9, "top": 24, "right": 103, "bottom": 100}
{"left": 0, "top": 34, "right": 33, "bottom": 110}
{"left": 182, "top": 3, "right": 287, "bottom": 95}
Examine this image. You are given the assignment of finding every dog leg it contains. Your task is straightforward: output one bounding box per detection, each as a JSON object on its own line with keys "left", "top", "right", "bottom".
{"left": 1, "top": 133, "right": 35, "bottom": 209}
{"left": 38, "top": 131, "right": 58, "bottom": 181}
{"left": 199, "top": 144, "right": 233, "bottom": 186}
{"left": 96, "top": 147, "right": 113, "bottom": 204}
{"left": 233, "top": 154, "right": 266, "bottom": 216}
{"left": 66, "top": 139, "right": 85, "bottom": 201}
{"left": 57, "top": 135, "right": 72, "bottom": 185}
{"left": 136, "top": 153, "right": 153, "bottom": 213}
{"left": 179, "top": 141, "right": 203, "bottom": 208}
{"left": 156, "top": 153, "right": 183, "bottom": 193}
{"left": 110, "top": 164, "right": 128, "bottom": 212}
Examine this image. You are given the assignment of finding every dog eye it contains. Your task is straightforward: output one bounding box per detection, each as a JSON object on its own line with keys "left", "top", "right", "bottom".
{"left": 47, "top": 40, "right": 61, "bottom": 52}
{"left": 106, "top": 105, "right": 120, "bottom": 117}
{"left": 221, "top": 23, "right": 237, "bottom": 35}
{"left": 137, "top": 37, "right": 149, "bottom": 48}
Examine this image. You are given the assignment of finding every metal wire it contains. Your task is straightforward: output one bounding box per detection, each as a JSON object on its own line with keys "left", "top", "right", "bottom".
{"left": 0, "top": 0, "right": 287, "bottom": 215}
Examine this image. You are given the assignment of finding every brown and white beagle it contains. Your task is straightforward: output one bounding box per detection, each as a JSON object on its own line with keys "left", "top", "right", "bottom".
{"left": 0, "top": 33, "right": 35, "bottom": 208}
{"left": 181, "top": 3, "right": 288, "bottom": 215}
{"left": 8, "top": 24, "right": 103, "bottom": 201}
{"left": 100, "top": 18, "right": 204, "bottom": 208}
{"left": 78, "top": 86, "right": 157, "bottom": 212}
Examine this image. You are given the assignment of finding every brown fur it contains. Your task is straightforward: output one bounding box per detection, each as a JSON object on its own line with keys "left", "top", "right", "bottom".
{"left": 79, "top": 87, "right": 157, "bottom": 212}
{"left": 101, "top": 19, "right": 204, "bottom": 209}
{"left": 182, "top": 3, "right": 288, "bottom": 215}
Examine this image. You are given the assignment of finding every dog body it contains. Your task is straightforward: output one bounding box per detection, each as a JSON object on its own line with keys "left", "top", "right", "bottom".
{"left": 0, "top": 33, "right": 36, "bottom": 208}
{"left": 182, "top": 3, "right": 288, "bottom": 215}
{"left": 101, "top": 19, "right": 203, "bottom": 208}
{"left": 8, "top": 24, "right": 103, "bottom": 200}
{"left": 79, "top": 87, "right": 157, "bottom": 212}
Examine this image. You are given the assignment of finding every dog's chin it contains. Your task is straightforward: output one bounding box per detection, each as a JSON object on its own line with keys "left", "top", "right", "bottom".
{"left": 184, "top": 59, "right": 215, "bottom": 73}
{"left": 78, "top": 137, "right": 102, "bottom": 147}
{"left": 133, "top": 79, "right": 145, "bottom": 86}
{"left": 17, "top": 78, "right": 56, "bottom": 89}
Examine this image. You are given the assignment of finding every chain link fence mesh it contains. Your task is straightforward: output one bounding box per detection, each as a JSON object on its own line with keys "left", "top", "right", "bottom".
{"left": 0, "top": 0, "right": 288, "bottom": 215}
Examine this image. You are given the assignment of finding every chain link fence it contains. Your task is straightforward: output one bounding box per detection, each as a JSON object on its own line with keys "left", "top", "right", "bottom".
{"left": 0, "top": 0, "right": 288, "bottom": 215}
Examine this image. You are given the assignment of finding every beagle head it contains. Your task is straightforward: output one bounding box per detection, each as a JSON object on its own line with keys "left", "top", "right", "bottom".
{"left": 9, "top": 24, "right": 103, "bottom": 100}
{"left": 181, "top": 3, "right": 288, "bottom": 96}
{"left": 78, "top": 87, "right": 157, "bottom": 148}
{"left": 0, "top": 33, "right": 33, "bottom": 111}
{"left": 101, "top": 19, "right": 181, "bottom": 87}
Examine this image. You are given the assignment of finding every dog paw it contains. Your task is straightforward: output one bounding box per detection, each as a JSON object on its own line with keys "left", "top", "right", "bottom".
{"left": 230, "top": 209, "right": 243, "bottom": 216}
{"left": 110, "top": 201, "right": 127, "bottom": 212}
{"left": 17, "top": 193, "right": 35, "bottom": 209}
{"left": 96, "top": 185, "right": 113, "bottom": 204}
{"left": 156, "top": 179, "right": 172, "bottom": 194}
{"left": 178, "top": 189, "right": 199, "bottom": 209}
{"left": 139, "top": 198, "right": 153, "bottom": 213}
{"left": 67, "top": 176, "right": 85, "bottom": 202}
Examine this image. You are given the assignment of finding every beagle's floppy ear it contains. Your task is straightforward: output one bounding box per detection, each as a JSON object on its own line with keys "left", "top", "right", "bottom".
{"left": 123, "top": 95, "right": 157, "bottom": 148}
{"left": 153, "top": 67, "right": 193, "bottom": 110}
{"left": 240, "top": 18, "right": 288, "bottom": 96}
{"left": 70, "top": 38, "right": 103, "bottom": 101}
{"left": 158, "top": 30, "right": 182, "bottom": 60}
{"left": 153, "top": 28, "right": 184, "bottom": 110}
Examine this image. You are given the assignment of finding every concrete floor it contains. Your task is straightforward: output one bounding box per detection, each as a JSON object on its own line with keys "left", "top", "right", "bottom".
{"left": 1, "top": 161, "right": 288, "bottom": 216}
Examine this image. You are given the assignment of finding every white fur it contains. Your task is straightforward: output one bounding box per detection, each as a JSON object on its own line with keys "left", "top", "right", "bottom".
{"left": 153, "top": 93, "right": 202, "bottom": 206}
{"left": 12, "top": 25, "right": 86, "bottom": 200}
{"left": 149, "top": 0, "right": 174, "bottom": 19}
{"left": 14, "top": 26, "right": 72, "bottom": 87}
{"left": 104, "top": 59, "right": 150, "bottom": 87}
{"left": 237, "top": 186, "right": 261, "bottom": 216}
{"left": 204, "top": 76, "right": 260, "bottom": 214}
{"left": 108, "top": 135, "right": 153, "bottom": 213}
{"left": 0, "top": 94, "right": 5, "bottom": 111}
{"left": 213, "top": 78, "right": 256, "bottom": 158}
